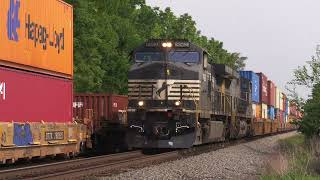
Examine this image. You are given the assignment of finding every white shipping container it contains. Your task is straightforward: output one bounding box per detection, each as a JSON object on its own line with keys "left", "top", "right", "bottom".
{"left": 252, "top": 104, "right": 257, "bottom": 117}
{"left": 262, "top": 103, "right": 268, "bottom": 119}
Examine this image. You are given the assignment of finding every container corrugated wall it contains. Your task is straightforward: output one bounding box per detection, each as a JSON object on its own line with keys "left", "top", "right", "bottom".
{"left": 0, "top": 0, "right": 73, "bottom": 78}
{"left": 280, "top": 93, "right": 284, "bottom": 111}
{"left": 256, "top": 104, "right": 262, "bottom": 119}
{"left": 282, "top": 94, "right": 287, "bottom": 114}
{"left": 257, "top": 73, "right": 268, "bottom": 104}
{"left": 0, "top": 66, "right": 72, "bottom": 123}
{"left": 73, "top": 94, "right": 128, "bottom": 124}
{"left": 268, "top": 106, "right": 275, "bottom": 120}
{"left": 261, "top": 103, "right": 268, "bottom": 119}
{"left": 267, "top": 81, "right": 275, "bottom": 106}
{"left": 240, "top": 71, "right": 260, "bottom": 103}
{"left": 275, "top": 88, "right": 281, "bottom": 109}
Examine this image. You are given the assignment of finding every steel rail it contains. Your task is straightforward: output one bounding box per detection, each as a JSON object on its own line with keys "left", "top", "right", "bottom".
{"left": 0, "top": 130, "right": 296, "bottom": 180}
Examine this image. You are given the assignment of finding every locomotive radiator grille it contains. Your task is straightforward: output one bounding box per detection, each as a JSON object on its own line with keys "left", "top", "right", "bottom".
{"left": 128, "top": 79, "right": 200, "bottom": 101}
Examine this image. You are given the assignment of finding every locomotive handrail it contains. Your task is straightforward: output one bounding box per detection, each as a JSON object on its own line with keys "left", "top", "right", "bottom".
{"left": 130, "top": 125, "right": 144, "bottom": 133}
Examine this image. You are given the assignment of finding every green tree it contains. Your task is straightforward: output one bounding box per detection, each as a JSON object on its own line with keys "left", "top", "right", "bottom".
{"left": 65, "top": 0, "right": 247, "bottom": 93}
{"left": 292, "top": 55, "right": 320, "bottom": 88}
{"left": 298, "top": 83, "right": 320, "bottom": 137}
{"left": 291, "top": 49, "right": 320, "bottom": 137}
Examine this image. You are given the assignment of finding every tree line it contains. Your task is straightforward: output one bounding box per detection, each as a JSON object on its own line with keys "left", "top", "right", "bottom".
{"left": 65, "top": 0, "right": 247, "bottom": 94}
{"left": 290, "top": 49, "right": 320, "bottom": 138}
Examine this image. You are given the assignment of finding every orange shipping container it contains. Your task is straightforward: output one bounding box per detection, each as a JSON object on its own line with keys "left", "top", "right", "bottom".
{"left": 256, "top": 104, "right": 262, "bottom": 119}
{"left": 0, "top": 0, "right": 73, "bottom": 78}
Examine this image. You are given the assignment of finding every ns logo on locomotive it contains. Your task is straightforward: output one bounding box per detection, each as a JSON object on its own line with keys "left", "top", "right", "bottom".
{"left": 127, "top": 39, "right": 252, "bottom": 149}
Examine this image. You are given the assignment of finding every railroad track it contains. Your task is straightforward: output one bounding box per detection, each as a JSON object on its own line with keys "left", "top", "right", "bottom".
{"left": 0, "top": 130, "right": 295, "bottom": 180}
{"left": 0, "top": 150, "right": 179, "bottom": 180}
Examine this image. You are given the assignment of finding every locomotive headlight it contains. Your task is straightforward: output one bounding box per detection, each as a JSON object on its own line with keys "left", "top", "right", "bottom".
{"left": 162, "top": 42, "right": 172, "bottom": 48}
{"left": 175, "top": 101, "right": 181, "bottom": 106}
{"left": 138, "top": 101, "right": 144, "bottom": 107}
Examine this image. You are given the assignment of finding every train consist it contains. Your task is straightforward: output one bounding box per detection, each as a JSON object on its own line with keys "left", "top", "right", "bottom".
{"left": 126, "top": 39, "right": 301, "bottom": 149}
{"left": 0, "top": 0, "right": 88, "bottom": 164}
{"left": 0, "top": 1, "right": 301, "bottom": 164}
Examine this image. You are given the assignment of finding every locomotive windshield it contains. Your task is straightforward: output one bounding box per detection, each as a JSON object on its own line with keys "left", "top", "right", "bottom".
{"left": 135, "top": 51, "right": 200, "bottom": 63}
{"left": 135, "top": 52, "right": 163, "bottom": 62}
{"left": 169, "top": 51, "right": 200, "bottom": 63}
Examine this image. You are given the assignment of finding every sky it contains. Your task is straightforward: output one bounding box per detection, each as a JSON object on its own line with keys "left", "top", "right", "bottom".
{"left": 146, "top": 0, "right": 320, "bottom": 98}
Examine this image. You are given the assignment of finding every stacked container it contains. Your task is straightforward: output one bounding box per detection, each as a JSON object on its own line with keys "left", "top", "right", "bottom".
{"left": 257, "top": 73, "right": 272, "bottom": 133}
{"left": 279, "top": 93, "right": 284, "bottom": 111}
{"left": 240, "top": 71, "right": 260, "bottom": 103}
{"left": 256, "top": 73, "right": 268, "bottom": 120}
{"left": 275, "top": 87, "right": 281, "bottom": 109}
{"left": 0, "top": 0, "right": 73, "bottom": 123}
{"left": 268, "top": 106, "right": 275, "bottom": 120}
{"left": 0, "top": 0, "right": 84, "bottom": 158}
{"left": 240, "top": 71, "right": 260, "bottom": 119}
{"left": 267, "top": 81, "right": 276, "bottom": 120}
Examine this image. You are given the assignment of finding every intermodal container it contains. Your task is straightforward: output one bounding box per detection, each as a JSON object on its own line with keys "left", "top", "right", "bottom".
{"left": 280, "top": 93, "right": 284, "bottom": 111}
{"left": 274, "top": 108, "right": 280, "bottom": 121}
{"left": 279, "top": 110, "right": 284, "bottom": 125}
{"left": 0, "top": 0, "right": 73, "bottom": 78}
{"left": 73, "top": 94, "right": 128, "bottom": 125}
{"left": 267, "top": 81, "right": 275, "bottom": 106}
{"left": 240, "top": 71, "right": 260, "bottom": 103}
{"left": 268, "top": 106, "right": 275, "bottom": 120}
{"left": 275, "top": 87, "right": 280, "bottom": 109}
{"left": 282, "top": 93, "right": 287, "bottom": 113}
{"left": 252, "top": 104, "right": 257, "bottom": 118}
{"left": 256, "top": 104, "right": 262, "bottom": 119}
{"left": 0, "top": 66, "right": 72, "bottom": 123}
{"left": 257, "top": 73, "right": 268, "bottom": 104}
{"left": 261, "top": 103, "right": 268, "bottom": 119}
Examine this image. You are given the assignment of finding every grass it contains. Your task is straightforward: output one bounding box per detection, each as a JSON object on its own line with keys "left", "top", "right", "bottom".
{"left": 261, "top": 134, "right": 320, "bottom": 180}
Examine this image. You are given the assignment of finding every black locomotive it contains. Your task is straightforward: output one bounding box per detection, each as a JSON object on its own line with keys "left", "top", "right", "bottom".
{"left": 126, "top": 39, "right": 252, "bottom": 148}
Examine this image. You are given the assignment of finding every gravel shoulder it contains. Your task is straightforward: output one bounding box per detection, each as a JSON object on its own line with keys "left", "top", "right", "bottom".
{"left": 100, "top": 131, "right": 298, "bottom": 180}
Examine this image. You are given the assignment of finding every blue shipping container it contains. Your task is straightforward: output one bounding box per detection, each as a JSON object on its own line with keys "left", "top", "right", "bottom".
{"left": 268, "top": 106, "right": 275, "bottom": 120}
{"left": 274, "top": 108, "right": 280, "bottom": 120}
{"left": 240, "top": 71, "right": 260, "bottom": 103}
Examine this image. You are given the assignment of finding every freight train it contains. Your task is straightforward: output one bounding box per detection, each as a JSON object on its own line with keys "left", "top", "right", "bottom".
{"left": 126, "top": 39, "right": 301, "bottom": 149}
{"left": 0, "top": 0, "right": 301, "bottom": 164}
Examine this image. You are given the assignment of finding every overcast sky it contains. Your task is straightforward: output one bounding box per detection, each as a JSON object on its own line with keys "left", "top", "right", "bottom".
{"left": 146, "top": 0, "right": 319, "bottom": 98}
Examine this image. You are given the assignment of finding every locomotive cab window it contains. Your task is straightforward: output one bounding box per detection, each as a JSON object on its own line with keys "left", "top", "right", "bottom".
{"left": 135, "top": 52, "right": 163, "bottom": 62}
{"left": 168, "top": 51, "right": 200, "bottom": 63}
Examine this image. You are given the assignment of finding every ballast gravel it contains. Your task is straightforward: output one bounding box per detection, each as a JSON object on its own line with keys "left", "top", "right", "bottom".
{"left": 101, "top": 132, "right": 298, "bottom": 180}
